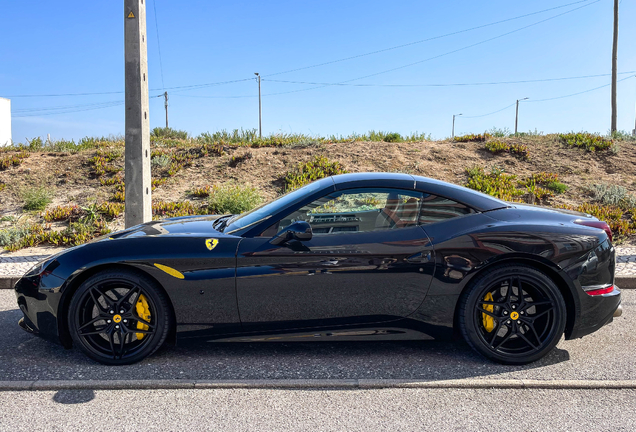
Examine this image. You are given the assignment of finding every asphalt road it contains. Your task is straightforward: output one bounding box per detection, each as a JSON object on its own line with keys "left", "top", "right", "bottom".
{"left": 1, "top": 291, "right": 634, "bottom": 382}
{"left": 1, "top": 388, "right": 634, "bottom": 431}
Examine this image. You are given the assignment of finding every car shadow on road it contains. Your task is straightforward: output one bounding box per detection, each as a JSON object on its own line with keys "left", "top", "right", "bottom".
{"left": 0, "top": 307, "right": 571, "bottom": 382}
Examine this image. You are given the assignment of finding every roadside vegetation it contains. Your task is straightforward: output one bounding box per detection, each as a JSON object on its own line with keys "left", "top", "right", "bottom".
{"left": 1, "top": 128, "right": 636, "bottom": 251}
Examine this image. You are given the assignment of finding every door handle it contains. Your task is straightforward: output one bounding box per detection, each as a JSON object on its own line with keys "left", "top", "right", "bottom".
{"left": 405, "top": 251, "right": 432, "bottom": 264}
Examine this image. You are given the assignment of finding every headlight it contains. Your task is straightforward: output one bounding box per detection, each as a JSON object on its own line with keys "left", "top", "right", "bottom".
{"left": 24, "top": 257, "right": 58, "bottom": 277}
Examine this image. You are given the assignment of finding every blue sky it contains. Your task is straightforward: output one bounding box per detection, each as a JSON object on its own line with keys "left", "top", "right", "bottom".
{"left": 1, "top": 0, "right": 634, "bottom": 142}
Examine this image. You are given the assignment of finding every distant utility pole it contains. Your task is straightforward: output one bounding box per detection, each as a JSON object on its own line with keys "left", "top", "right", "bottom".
{"left": 514, "top": 97, "right": 529, "bottom": 136}
{"left": 611, "top": 0, "right": 619, "bottom": 133}
{"left": 254, "top": 72, "right": 262, "bottom": 138}
{"left": 124, "top": 0, "right": 152, "bottom": 227}
{"left": 163, "top": 91, "right": 169, "bottom": 128}
{"left": 451, "top": 113, "right": 462, "bottom": 140}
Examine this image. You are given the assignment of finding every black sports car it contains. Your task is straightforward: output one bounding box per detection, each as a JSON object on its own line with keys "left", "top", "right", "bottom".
{"left": 15, "top": 172, "right": 622, "bottom": 365}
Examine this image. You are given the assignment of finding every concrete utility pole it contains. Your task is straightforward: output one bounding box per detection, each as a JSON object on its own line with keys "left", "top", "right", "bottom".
{"left": 451, "top": 113, "right": 462, "bottom": 140}
{"left": 514, "top": 97, "right": 529, "bottom": 136}
{"left": 163, "top": 91, "right": 169, "bottom": 128}
{"left": 611, "top": 0, "right": 619, "bottom": 133}
{"left": 124, "top": 0, "right": 152, "bottom": 227}
{"left": 254, "top": 72, "right": 262, "bottom": 138}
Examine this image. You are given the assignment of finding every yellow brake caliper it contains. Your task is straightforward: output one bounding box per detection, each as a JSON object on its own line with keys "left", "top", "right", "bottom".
{"left": 135, "top": 294, "right": 151, "bottom": 340}
{"left": 482, "top": 292, "right": 495, "bottom": 332}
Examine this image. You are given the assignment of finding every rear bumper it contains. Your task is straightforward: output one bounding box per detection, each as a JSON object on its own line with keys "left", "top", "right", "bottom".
{"left": 567, "top": 285, "right": 622, "bottom": 340}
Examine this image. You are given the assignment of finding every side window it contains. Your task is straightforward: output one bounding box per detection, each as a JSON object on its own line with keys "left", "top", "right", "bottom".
{"left": 272, "top": 188, "right": 424, "bottom": 235}
{"left": 419, "top": 194, "right": 474, "bottom": 225}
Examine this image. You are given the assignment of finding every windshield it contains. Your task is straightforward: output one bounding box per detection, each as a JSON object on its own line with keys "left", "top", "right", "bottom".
{"left": 224, "top": 178, "right": 331, "bottom": 234}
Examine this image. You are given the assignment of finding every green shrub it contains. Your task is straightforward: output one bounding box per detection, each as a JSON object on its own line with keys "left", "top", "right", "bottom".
{"left": 544, "top": 181, "right": 567, "bottom": 194}
{"left": 558, "top": 132, "right": 613, "bottom": 152}
{"left": 151, "top": 127, "right": 189, "bottom": 140}
{"left": 508, "top": 143, "right": 529, "bottom": 160}
{"left": 26, "top": 137, "right": 43, "bottom": 151}
{"left": 588, "top": 183, "right": 636, "bottom": 209}
{"left": 609, "top": 130, "right": 636, "bottom": 142}
{"left": 190, "top": 185, "right": 211, "bottom": 198}
{"left": 42, "top": 205, "right": 82, "bottom": 222}
{"left": 0, "top": 151, "right": 29, "bottom": 170}
{"left": 484, "top": 141, "right": 529, "bottom": 160}
{"left": 152, "top": 201, "right": 197, "bottom": 218}
{"left": 484, "top": 141, "right": 509, "bottom": 154}
{"left": 284, "top": 156, "right": 348, "bottom": 191}
{"left": 402, "top": 132, "right": 432, "bottom": 141}
{"left": 151, "top": 154, "right": 172, "bottom": 168}
{"left": 465, "top": 166, "right": 523, "bottom": 201}
{"left": 455, "top": 133, "right": 491, "bottom": 143}
{"left": 207, "top": 183, "right": 262, "bottom": 215}
{"left": 21, "top": 187, "right": 52, "bottom": 211}
{"left": 0, "top": 227, "right": 29, "bottom": 248}
{"left": 96, "top": 202, "right": 125, "bottom": 220}
{"left": 487, "top": 127, "right": 511, "bottom": 138}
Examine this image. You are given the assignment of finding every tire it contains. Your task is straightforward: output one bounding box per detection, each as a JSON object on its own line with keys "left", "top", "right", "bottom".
{"left": 458, "top": 264, "right": 566, "bottom": 365}
{"left": 68, "top": 268, "right": 172, "bottom": 365}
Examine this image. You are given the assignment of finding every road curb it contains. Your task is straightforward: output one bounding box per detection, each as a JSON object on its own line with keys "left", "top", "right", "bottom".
{"left": 0, "top": 277, "right": 19, "bottom": 290}
{"left": 2, "top": 275, "right": 636, "bottom": 289}
{"left": 2, "top": 379, "right": 636, "bottom": 391}
{"left": 616, "top": 276, "right": 636, "bottom": 289}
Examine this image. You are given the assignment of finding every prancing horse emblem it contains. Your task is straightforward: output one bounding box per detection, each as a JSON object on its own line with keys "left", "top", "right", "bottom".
{"left": 205, "top": 238, "right": 219, "bottom": 251}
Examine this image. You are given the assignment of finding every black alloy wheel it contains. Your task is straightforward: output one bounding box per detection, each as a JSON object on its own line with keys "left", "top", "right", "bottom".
{"left": 459, "top": 264, "right": 566, "bottom": 364}
{"left": 68, "top": 269, "right": 171, "bottom": 365}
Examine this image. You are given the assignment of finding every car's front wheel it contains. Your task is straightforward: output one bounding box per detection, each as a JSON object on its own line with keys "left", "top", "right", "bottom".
{"left": 459, "top": 264, "right": 566, "bottom": 364}
{"left": 68, "top": 268, "right": 172, "bottom": 365}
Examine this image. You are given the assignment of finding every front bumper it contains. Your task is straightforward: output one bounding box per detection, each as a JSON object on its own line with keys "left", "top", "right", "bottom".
{"left": 14, "top": 272, "right": 66, "bottom": 345}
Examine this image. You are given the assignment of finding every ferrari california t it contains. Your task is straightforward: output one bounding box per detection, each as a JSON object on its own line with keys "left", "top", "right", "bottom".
{"left": 15, "top": 172, "right": 622, "bottom": 365}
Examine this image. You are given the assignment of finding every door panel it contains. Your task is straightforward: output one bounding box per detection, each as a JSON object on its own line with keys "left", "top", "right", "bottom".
{"left": 236, "top": 226, "right": 435, "bottom": 331}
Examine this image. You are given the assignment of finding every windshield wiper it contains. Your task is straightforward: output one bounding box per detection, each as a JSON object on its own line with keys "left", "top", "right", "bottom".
{"left": 213, "top": 214, "right": 233, "bottom": 231}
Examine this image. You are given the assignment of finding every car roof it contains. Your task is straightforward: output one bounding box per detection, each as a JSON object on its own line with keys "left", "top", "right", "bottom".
{"left": 330, "top": 172, "right": 508, "bottom": 212}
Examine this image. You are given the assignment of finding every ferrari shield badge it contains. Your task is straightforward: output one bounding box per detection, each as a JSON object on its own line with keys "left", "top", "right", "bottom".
{"left": 205, "top": 238, "right": 219, "bottom": 251}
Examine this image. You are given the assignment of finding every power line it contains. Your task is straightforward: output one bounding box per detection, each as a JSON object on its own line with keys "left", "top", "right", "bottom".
{"left": 263, "top": 72, "right": 636, "bottom": 88}
{"left": 462, "top": 103, "right": 517, "bottom": 119}
{"left": 527, "top": 75, "right": 635, "bottom": 102}
{"left": 2, "top": 1, "right": 596, "bottom": 100}
{"left": 460, "top": 75, "right": 636, "bottom": 119}
{"left": 4, "top": 78, "right": 254, "bottom": 98}
{"left": 152, "top": 0, "right": 165, "bottom": 90}
{"left": 12, "top": 101, "right": 125, "bottom": 118}
{"left": 252, "top": 0, "right": 602, "bottom": 98}
{"left": 13, "top": 100, "right": 124, "bottom": 113}
{"left": 264, "top": 0, "right": 595, "bottom": 78}
{"left": 173, "top": 1, "right": 603, "bottom": 100}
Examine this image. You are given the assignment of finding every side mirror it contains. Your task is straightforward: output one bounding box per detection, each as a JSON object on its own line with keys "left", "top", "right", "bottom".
{"left": 270, "top": 221, "right": 313, "bottom": 245}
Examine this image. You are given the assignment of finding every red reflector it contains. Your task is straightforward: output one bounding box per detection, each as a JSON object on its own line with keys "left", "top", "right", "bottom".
{"left": 574, "top": 219, "right": 613, "bottom": 242}
{"left": 585, "top": 285, "right": 615, "bottom": 296}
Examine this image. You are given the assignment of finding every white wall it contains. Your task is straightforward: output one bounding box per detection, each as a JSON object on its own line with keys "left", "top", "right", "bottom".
{"left": 0, "top": 98, "right": 11, "bottom": 146}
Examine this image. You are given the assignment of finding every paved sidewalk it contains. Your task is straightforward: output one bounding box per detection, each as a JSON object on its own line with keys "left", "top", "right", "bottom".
{"left": 1, "top": 246, "right": 635, "bottom": 281}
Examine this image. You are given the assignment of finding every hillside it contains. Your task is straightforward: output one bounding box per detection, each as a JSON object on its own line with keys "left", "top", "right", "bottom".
{"left": 1, "top": 131, "right": 635, "bottom": 251}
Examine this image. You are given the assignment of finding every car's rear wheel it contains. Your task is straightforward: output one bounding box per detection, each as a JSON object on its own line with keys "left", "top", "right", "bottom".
{"left": 68, "top": 268, "right": 171, "bottom": 365}
{"left": 459, "top": 264, "right": 566, "bottom": 365}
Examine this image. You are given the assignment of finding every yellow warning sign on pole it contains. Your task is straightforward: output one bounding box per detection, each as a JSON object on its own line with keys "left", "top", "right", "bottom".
{"left": 127, "top": 11, "right": 135, "bottom": 18}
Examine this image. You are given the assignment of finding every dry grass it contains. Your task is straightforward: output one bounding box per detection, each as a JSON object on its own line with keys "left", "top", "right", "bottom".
{"left": 1, "top": 134, "right": 636, "bottom": 247}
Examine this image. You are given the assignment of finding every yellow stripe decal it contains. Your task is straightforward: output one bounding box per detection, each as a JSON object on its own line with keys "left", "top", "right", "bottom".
{"left": 153, "top": 263, "right": 185, "bottom": 279}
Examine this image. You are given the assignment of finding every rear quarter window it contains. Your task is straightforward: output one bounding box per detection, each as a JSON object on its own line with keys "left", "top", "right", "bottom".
{"left": 419, "top": 194, "right": 474, "bottom": 225}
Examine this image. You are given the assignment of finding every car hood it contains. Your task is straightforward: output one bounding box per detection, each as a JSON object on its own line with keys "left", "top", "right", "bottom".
{"left": 108, "top": 214, "right": 233, "bottom": 239}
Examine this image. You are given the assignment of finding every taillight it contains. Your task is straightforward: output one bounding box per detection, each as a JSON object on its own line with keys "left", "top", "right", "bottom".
{"left": 585, "top": 285, "right": 615, "bottom": 296}
{"left": 574, "top": 219, "right": 613, "bottom": 242}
